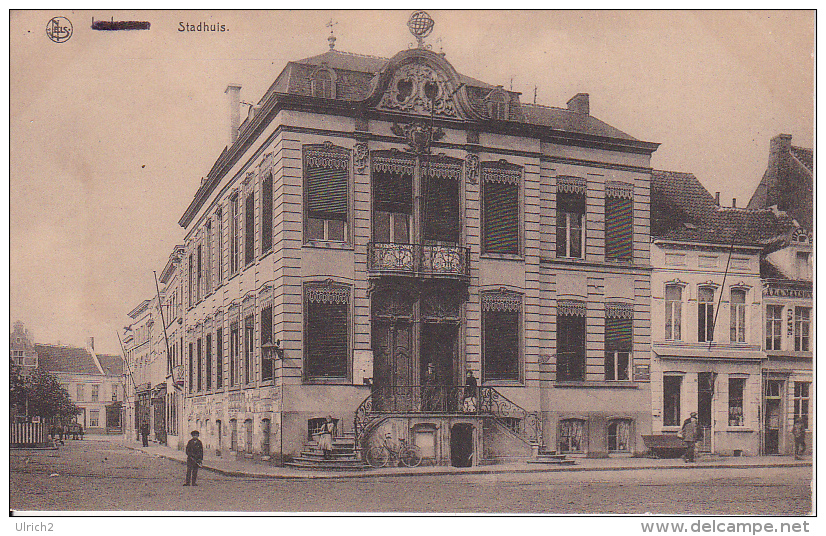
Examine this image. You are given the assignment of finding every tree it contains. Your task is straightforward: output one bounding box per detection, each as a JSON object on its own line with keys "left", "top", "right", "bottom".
{"left": 10, "top": 358, "right": 27, "bottom": 417}
{"left": 22, "top": 368, "right": 81, "bottom": 422}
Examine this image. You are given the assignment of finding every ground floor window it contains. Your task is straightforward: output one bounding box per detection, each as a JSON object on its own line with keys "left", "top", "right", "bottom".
{"left": 607, "top": 419, "right": 631, "bottom": 452}
{"left": 728, "top": 377, "right": 746, "bottom": 426}
{"left": 482, "top": 291, "right": 522, "bottom": 382}
{"left": 89, "top": 410, "right": 99, "bottom": 428}
{"left": 663, "top": 375, "right": 682, "bottom": 426}
{"left": 559, "top": 418, "right": 585, "bottom": 453}
{"left": 794, "top": 382, "right": 810, "bottom": 429}
{"left": 305, "top": 283, "right": 350, "bottom": 379}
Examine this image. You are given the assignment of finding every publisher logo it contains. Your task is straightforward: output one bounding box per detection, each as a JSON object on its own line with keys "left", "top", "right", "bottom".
{"left": 46, "top": 17, "right": 73, "bottom": 43}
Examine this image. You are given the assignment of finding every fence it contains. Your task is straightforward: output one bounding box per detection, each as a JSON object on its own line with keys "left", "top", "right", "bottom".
{"left": 10, "top": 421, "right": 49, "bottom": 447}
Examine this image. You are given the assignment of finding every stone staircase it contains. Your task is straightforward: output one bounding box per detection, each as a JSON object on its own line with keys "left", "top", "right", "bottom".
{"left": 527, "top": 447, "right": 576, "bottom": 466}
{"left": 284, "top": 432, "right": 369, "bottom": 471}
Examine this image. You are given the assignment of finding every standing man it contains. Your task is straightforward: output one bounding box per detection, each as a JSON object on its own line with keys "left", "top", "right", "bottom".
{"left": 792, "top": 417, "right": 806, "bottom": 460}
{"left": 680, "top": 412, "right": 698, "bottom": 463}
{"left": 421, "top": 362, "right": 438, "bottom": 412}
{"left": 140, "top": 420, "right": 150, "bottom": 447}
{"left": 463, "top": 369, "right": 478, "bottom": 413}
{"left": 184, "top": 430, "right": 204, "bottom": 486}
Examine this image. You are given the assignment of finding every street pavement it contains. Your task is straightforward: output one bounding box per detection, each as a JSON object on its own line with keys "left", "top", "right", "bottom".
{"left": 10, "top": 437, "right": 813, "bottom": 514}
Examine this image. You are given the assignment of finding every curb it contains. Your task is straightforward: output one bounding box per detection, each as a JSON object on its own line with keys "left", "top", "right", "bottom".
{"left": 117, "top": 443, "right": 812, "bottom": 481}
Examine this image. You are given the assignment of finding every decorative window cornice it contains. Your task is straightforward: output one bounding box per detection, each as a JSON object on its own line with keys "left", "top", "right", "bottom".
{"left": 481, "top": 160, "right": 522, "bottom": 185}
{"left": 606, "top": 180, "right": 634, "bottom": 199}
{"left": 372, "top": 152, "right": 416, "bottom": 175}
{"left": 306, "top": 282, "right": 350, "bottom": 305}
{"left": 557, "top": 300, "right": 586, "bottom": 317}
{"left": 556, "top": 176, "right": 587, "bottom": 195}
{"left": 606, "top": 302, "right": 634, "bottom": 319}
{"left": 481, "top": 290, "right": 523, "bottom": 312}
{"left": 421, "top": 156, "right": 463, "bottom": 180}
{"left": 304, "top": 142, "right": 349, "bottom": 170}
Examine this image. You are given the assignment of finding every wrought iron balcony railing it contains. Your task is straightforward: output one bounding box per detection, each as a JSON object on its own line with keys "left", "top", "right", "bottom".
{"left": 368, "top": 242, "right": 470, "bottom": 279}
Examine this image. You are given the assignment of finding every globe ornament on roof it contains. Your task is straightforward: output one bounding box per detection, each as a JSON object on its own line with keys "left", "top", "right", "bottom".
{"left": 408, "top": 10, "right": 434, "bottom": 48}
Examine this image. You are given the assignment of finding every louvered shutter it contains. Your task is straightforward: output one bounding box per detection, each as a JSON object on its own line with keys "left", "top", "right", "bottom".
{"left": 483, "top": 311, "right": 519, "bottom": 381}
{"left": 605, "top": 196, "right": 633, "bottom": 260}
{"left": 483, "top": 181, "right": 519, "bottom": 254}
{"left": 373, "top": 171, "right": 413, "bottom": 214}
{"left": 307, "top": 302, "right": 348, "bottom": 378}
{"left": 605, "top": 316, "right": 632, "bottom": 351}
{"left": 423, "top": 175, "right": 460, "bottom": 243}
{"left": 307, "top": 166, "right": 348, "bottom": 221}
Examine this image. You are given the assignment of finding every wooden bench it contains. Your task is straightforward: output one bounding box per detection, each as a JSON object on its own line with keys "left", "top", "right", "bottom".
{"left": 641, "top": 434, "right": 688, "bottom": 459}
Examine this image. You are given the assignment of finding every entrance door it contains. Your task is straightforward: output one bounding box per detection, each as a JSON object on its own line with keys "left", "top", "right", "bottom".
{"left": 450, "top": 424, "right": 474, "bottom": 467}
{"left": 372, "top": 320, "right": 413, "bottom": 411}
{"left": 764, "top": 380, "right": 783, "bottom": 454}
{"left": 697, "top": 372, "right": 715, "bottom": 452}
{"left": 421, "top": 323, "right": 458, "bottom": 412}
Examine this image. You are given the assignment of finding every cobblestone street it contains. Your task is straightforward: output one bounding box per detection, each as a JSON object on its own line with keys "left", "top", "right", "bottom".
{"left": 10, "top": 439, "right": 812, "bottom": 514}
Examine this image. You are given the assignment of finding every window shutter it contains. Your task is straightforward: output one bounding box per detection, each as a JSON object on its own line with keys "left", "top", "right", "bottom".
{"left": 306, "top": 165, "right": 348, "bottom": 220}
{"left": 483, "top": 181, "right": 519, "bottom": 254}
{"left": 373, "top": 171, "right": 413, "bottom": 214}
{"left": 262, "top": 174, "right": 273, "bottom": 253}
{"left": 605, "top": 196, "right": 633, "bottom": 260}
{"left": 423, "top": 175, "right": 460, "bottom": 243}
{"left": 605, "top": 316, "right": 632, "bottom": 351}
{"left": 245, "top": 192, "right": 254, "bottom": 265}
{"left": 307, "top": 302, "right": 348, "bottom": 378}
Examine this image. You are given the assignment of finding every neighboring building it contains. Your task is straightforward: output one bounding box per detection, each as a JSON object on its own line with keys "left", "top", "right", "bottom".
{"left": 748, "top": 134, "right": 814, "bottom": 456}
{"left": 124, "top": 299, "right": 160, "bottom": 441}
{"left": 158, "top": 245, "right": 187, "bottom": 448}
{"left": 34, "top": 337, "right": 124, "bottom": 433}
{"left": 172, "top": 16, "right": 660, "bottom": 465}
{"left": 10, "top": 320, "right": 39, "bottom": 374}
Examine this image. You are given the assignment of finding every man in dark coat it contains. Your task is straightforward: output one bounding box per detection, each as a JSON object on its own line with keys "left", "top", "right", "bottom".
{"left": 680, "top": 412, "right": 698, "bottom": 463}
{"left": 463, "top": 369, "right": 478, "bottom": 413}
{"left": 184, "top": 430, "right": 204, "bottom": 486}
{"left": 140, "top": 421, "right": 150, "bottom": 447}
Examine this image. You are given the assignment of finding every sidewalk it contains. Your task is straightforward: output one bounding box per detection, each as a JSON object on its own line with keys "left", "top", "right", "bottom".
{"left": 89, "top": 435, "right": 812, "bottom": 480}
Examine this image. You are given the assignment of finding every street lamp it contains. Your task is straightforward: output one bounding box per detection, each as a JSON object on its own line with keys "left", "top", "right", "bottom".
{"left": 261, "top": 339, "right": 284, "bottom": 361}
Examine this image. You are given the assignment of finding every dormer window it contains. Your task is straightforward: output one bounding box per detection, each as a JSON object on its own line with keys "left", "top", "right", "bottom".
{"left": 486, "top": 89, "right": 508, "bottom": 120}
{"left": 311, "top": 68, "right": 336, "bottom": 99}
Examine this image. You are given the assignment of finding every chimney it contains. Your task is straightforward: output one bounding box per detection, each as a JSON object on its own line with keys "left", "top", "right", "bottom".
{"left": 566, "top": 93, "right": 590, "bottom": 115}
{"left": 732, "top": 198, "right": 737, "bottom": 208}
{"left": 225, "top": 84, "right": 242, "bottom": 144}
{"left": 770, "top": 133, "right": 793, "bottom": 157}
{"left": 86, "top": 337, "right": 95, "bottom": 351}
{"left": 715, "top": 192, "right": 720, "bottom": 205}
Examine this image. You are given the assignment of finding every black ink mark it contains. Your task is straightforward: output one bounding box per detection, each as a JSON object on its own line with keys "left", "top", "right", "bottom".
{"left": 92, "top": 18, "right": 150, "bottom": 31}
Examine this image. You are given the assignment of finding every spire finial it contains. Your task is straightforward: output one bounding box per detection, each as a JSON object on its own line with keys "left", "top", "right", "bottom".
{"left": 326, "top": 18, "right": 338, "bottom": 50}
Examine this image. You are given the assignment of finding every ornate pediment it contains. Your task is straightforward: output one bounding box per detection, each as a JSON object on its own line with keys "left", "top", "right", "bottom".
{"left": 378, "top": 61, "right": 460, "bottom": 118}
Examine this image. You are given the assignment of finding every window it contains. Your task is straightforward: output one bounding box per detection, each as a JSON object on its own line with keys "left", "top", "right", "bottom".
{"left": 230, "top": 322, "right": 239, "bottom": 386}
{"left": 730, "top": 289, "right": 747, "bottom": 343}
{"left": 230, "top": 194, "right": 240, "bottom": 275}
{"left": 112, "top": 384, "right": 119, "bottom": 401}
{"left": 663, "top": 376, "right": 682, "bottom": 426}
{"left": 76, "top": 384, "right": 84, "bottom": 401}
{"left": 793, "top": 382, "right": 810, "bottom": 429}
{"left": 206, "top": 333, "right": 212, "bottom": 391}
{"left": 216, "top": 327, "right": 223, "bottom": 389}
{"left": 305, "top": 144, "right": 349, "bottom": 242}
{"left": 482, "top": 163, "right": 520, "bottom": 255}
{"left": 205, "top": 221, "right": 212, "bottom": 294}
{"left": 89, "top": 410, "right": 99, "bottom": 428}
{"left": 305, "top": 283, "right": 349, "bottom": 379}
{"left": 216, "top": 209, "right": 223, "bottom": 283}
{"left": 607, "top": 420, "right": 631, "bottom": 452}
{"left": 557, "top": 301, "right": 586, "bottom": 381}
{"left": 188, "top": 342, "right": 194, "bottom": 393}
{"left": 728, "top": 377, "right": 745, "bottom": 426}
{"left": 196, "top": 243, "right": 202, "bottom": 302}
{"left": 698, "top": 287, "right": 715, "bottom": 342}
{"left": 665, "top": 285, "right": 683, "bottom": 341}
{"left": 372, "top": 154, "right": 412, "bottom": 244}
{"left": 556, "top": 192, "right": 585, "bottom": 258}
{"left": 311, "top": 69, "right": 334, "bottom": 99}
{"left": 245, "top": 191, "right": 255, "bottom": 266}
{"left": 558, "top": 419, "right": 585, "bottom": 453}
{"left": 604, "top": 306, "right": 632, "bottom": 381}
{"left": 794, "top": 307, "right": 810, "bottom": 351}
{"left": 91, "top": 384, "right": 99, "bottom": 402}
{"left": 766, "top": 305, "right": 783, "bottom": 350}
{"left": 486, "top": 90, "right": 508, "bottom": 120}
{"left": 261, "top": 306, "right": 274, "bottom": 381}
{"left": 244, "top": 314, "right": 255, "bottom": 384}
{"left": 196, "top": 337, "right": 203, "bottom": 392}
{"left": 605, "top": 185, "right": 633, "bottom": 261}
{"left": 188, "top": 253, "right": 194, "bottom": 307}
{"left": 422, "top": 156, "right": 461, "bottom": 243}
{"left": 261, "top": 172, "right": 273, "bottom": 254}
{"left": 482, "top": 292, "right": 522, "bottom": 382}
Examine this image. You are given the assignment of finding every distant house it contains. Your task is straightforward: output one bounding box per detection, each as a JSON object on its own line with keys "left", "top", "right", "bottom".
{"left": 34, "top": 337, "right": 125, "bottom": 433}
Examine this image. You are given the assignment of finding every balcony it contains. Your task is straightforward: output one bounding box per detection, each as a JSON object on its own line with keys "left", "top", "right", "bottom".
{"left": 368, "top": 242, "right": 470, "bottom": 280}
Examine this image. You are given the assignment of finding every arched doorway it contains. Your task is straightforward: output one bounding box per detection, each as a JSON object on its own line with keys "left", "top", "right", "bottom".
{"left": 450, "top": 423, "right": 474, "bottom": 467}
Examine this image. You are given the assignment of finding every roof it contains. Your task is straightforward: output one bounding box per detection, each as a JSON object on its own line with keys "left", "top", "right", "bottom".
{"left": 651, "top": 170, "right": 797, "bottom": 246}
{"left": 34, "top": 344, "right": 103, "bottom": 376}
{"left": 521, "top": 103, "right": 636, "bottom": 140}
{"left": 790, "top": 145, "right": 813, "bottom": 172}
{"left": 96, "top": 354, "right": 124, "bottom": 376}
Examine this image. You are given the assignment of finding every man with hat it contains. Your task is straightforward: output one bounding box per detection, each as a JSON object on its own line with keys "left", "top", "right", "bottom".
{"left": 184, "top": 430, "right": 204, "bottom": 486}
{"left": 463, "top": 369, "right": 478, "bottom": 413}
{"left": 680, "top": 412, "right": 699, "bottom": 463}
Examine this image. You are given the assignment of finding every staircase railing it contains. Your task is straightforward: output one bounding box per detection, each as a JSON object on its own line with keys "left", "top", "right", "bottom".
{"left": 354, "top": 385, "right": 543, "bottom": 451}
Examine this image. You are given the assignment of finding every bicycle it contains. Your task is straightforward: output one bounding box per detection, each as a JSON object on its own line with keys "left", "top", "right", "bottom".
{"left": 366, "top": 434, "right": 422, "bottom": 468}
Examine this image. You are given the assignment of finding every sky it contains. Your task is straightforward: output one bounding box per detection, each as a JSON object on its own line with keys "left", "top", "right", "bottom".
{"left": 8, "top": 9, "right": 814, "bottom": 355}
